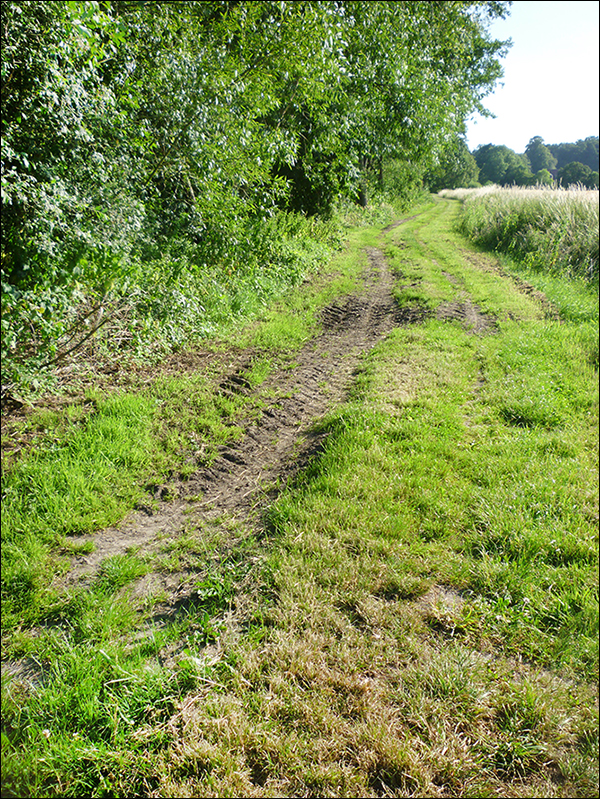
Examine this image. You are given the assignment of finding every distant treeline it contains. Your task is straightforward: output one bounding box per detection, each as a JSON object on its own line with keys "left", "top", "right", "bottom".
{"left": 547, "top": 137, "right": 599, "bottom": 172}
{"left": 427, "top": 136, "right": 599, "bottom": 191}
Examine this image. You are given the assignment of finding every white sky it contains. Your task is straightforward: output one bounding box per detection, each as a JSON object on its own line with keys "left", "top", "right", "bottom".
{"left": 466, "top": 0, "right": 599, "bottom": 154}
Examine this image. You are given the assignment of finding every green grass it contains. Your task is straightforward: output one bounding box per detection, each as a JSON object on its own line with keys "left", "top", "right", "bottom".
{"left": 231, "top": 226, "right": 387, "bottom": 351}
{"left": 0, "top": 376, "right": 251, "bottom": 632}
{"left": 1, "top": 205, "right": 402, "bottom": 637}
{"left": 2, "top": 196, "right": 598, "bottom": 798}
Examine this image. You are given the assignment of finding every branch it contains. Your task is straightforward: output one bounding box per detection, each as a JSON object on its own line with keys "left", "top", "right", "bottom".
{"left": 39, "top": 304, "right": 121, "bottom": 369}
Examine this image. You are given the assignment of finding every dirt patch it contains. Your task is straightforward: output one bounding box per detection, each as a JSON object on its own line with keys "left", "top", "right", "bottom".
{"left": 436, "top": 299, "right": 496, "bottom": 334}
{"left": 381, "top": 213, "right": 424, "bottom": 233}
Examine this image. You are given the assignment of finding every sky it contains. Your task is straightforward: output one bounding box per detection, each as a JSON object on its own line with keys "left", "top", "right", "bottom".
{"left": 466, "top": 0, "right": 599, "bottom": 154}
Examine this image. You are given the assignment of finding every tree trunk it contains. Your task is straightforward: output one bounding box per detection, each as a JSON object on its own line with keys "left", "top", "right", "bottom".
{"left": 358, "top": 154, "right": 368, "bottom": 207}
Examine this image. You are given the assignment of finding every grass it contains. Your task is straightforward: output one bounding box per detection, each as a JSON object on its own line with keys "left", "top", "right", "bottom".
{"left": 232, "top": 225, "right": 396, "bottom": 352}
{"left": 2, "top": 196, "right": 598, "bottom": 797}
{"left": 440, "top": 185, "right": 599, "bottom": 284}
{"left": 1, "top": 201, "right": 408, "bottom": 637}
{"left": 0, "top": 375, "right": 253, "bottom": 633}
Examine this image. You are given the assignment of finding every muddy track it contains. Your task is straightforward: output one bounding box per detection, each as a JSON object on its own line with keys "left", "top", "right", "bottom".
{"left": 63, "top": 243, "right": 417, "bottom": 601}
{"left": 62, "top": 230, "right": 495, "bottom": 614}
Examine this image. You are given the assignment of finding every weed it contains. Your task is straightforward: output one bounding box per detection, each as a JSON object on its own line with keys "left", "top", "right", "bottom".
{"left": 93, "top": 554, "right": 149, "bottom": 595}
{"left": 441, "top": 185, "right": 599, "bottom": 283}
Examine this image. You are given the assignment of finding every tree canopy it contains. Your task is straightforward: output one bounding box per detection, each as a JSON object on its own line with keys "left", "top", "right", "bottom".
{"left": 557, "top": 161, "right": 598, "bottom": 188}
{"left": 473, "top": 143, "right": 533, "bottom": 185}
{"left": 548, "top": 137, "right": 599, "bottom": 172}
{"left": 425, "top": 137, "right": 480, "bottom": 191}
{"left": 525, "top": 136, "right": 557, "bottom": 173}
{"left": 534, "top": 169, "right": 553, "bottom": 186}
{"left": 469, "top": 136, "right": 599, "bottom": 189}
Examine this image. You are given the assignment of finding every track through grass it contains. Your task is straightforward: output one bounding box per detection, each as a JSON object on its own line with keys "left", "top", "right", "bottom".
{"left": 2, "top": 198, "right": 598, "bottom": 798}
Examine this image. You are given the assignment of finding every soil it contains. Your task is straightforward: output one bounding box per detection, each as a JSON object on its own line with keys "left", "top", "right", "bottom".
{"left": 56, "top": 233, "right": 497, "bottom": 615}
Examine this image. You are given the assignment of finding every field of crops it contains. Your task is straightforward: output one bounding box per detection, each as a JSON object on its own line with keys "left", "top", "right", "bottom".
{"left": 440, "top": 185, "right": 599, "bottom": 284}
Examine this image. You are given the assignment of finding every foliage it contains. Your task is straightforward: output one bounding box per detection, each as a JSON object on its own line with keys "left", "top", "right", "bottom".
{"left": 425, "top": 137, "right": 480, "bottom": 191}
{"left": 1, "top": 0, "right": 511, "bottom": 394}
{"left": 473, "top": 143, "right": 534, "bottom": 185}
{"left": 524, "top": 136, "right": 557, "bottom": 173}
{"left": 534, "top": 168, "right": 554, "bottom": 185}
{"left": 558, "top": 161, "right": 598, "bottom": 188}
{"left": 379, "top": 159, "right": 429, "bottom": 208}
{"left": 503, "top": 159, "right": 535, "bottom": 186}
{"left": 548, "top": 136, "right": 599, "bottom": 172}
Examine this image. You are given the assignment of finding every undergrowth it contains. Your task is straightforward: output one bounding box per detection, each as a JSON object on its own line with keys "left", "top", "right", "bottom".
{"left": 1, "top": 210, "right": 340, "bottom": 398}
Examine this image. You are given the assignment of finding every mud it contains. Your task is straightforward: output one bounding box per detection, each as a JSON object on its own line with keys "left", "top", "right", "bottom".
{"left": 436, "top": 299, "right": 496, "bottom": 334}
{"left": 62, "top": 245, "right": 413, "bottom": 602}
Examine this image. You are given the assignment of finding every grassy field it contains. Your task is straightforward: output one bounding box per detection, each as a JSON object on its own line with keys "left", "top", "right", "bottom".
{"left": 439, "top": 185, "right": 599, "bottom": 285}
{"left": 2, "top": 197, "right": 598, "bottom": 798}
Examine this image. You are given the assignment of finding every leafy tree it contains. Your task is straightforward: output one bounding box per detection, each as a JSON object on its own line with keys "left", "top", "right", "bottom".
{"left": 1, "top": 0, "right": 512, "bottom": 387}
{"left": 548, "top": 137, "right": 599, "bottom": 171}
{"left": 504, "top": 161, "right": 535, "bottom": 186}
{"left": 425, "top": 138, "right": 480, "bottom": 191}
{"left": 269, "top": 1, "right": 510, "bottom": 212}
{"left": 557, "top": 161, "right": 593, "bottom": 187}
{"left": 534, "top": 169, "right": 554, "bottom": 185}
{"left": 1, "top": 1, "right": 131, "bottom": 287}
{"left": 381, "top": 160, "right": 426, "bottom": 206}
{"left": 474, "top": 143, "right": 531, "bottom": 184}
{"left": 525, "top": 136, "right": 557, "bottom": 173}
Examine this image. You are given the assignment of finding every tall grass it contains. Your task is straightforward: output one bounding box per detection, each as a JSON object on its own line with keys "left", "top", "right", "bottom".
{"left": 441, "top": 186, "right": 599, "bottom": 284}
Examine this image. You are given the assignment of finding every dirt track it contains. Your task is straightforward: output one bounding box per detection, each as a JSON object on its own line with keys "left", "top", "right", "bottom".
{"left": 62, "top": 227, "right": 492, "bottom": 612}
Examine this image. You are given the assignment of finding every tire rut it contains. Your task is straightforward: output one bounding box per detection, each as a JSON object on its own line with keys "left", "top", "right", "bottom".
{"left": 63, "top": 242, "right": 414, "bottom": 600}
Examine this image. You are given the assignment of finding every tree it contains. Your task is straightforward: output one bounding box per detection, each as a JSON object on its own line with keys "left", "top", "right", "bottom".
{"left": 534, "top": 169, "right": 554, "bottom": 185}
{"left": 473, "top": 144, "right": 506, "bottom": 183}
{"left": 1, "top": 1, "right": 132, "bottom": 288}
{"left": 2, "top": 0, "right": 513, "bottom": 384}
{"left": 2, "top": 0, "right": 513, "bottom": 255}
{"left": 425, "top": 138, "right": 480, "bottom": 191}
{"left": 548, "top": 137, "right": 599, "bottom": 171}
{"left": 504, "top": 160, "right": 535, "bottom": 186}
{"left": 474, "top": 144, "right": 531, "bottom": 184}
{"left": 270, "top": 1, "right": 511, "bottom": 212}
{"left": 558, "top": 161, "right": 593, "bottom": 186}
{"left": 525, "top": 136, "right": 557, "bottom": 173}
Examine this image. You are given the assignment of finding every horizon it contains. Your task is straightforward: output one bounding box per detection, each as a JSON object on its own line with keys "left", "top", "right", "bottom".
{"left": 469, "top": 133, "right": 599, "bottom": 155}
